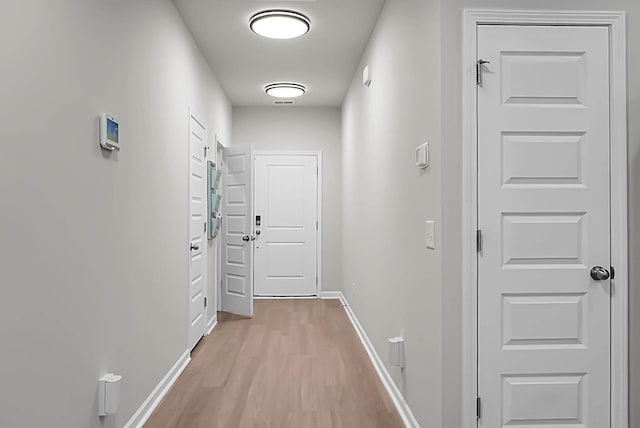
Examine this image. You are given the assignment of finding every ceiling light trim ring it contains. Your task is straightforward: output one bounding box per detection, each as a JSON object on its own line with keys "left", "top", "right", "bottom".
{"left": 249, "top": 9, "right": 311, "bottom": 39}
{"left": 265, "top": 82, "right": 307, "bottom": 98}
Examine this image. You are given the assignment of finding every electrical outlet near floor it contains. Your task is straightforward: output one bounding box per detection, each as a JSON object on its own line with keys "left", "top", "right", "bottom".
{"left": 425, "top": 220, "right": 435, "bottom": 249}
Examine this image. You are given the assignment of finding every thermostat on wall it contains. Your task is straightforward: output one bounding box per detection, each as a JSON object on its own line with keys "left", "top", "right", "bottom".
{"left": 100, "top": 113, "right": 120, "bottom": 151}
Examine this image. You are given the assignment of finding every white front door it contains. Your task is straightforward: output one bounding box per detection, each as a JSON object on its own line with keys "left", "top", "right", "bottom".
{"left": 188, "top": 112, "right": 207, "bottom": 351}
{"left": 220, "top": 145, "right": 253, "bottom": 317}
{"left": 254, "top": 155, "right": 318, "bottom": 296}
{"left": 477, "top": 25, "right": 611, "bottom": 427}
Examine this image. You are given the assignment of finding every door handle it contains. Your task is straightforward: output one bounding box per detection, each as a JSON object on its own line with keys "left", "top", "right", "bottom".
{"left": 242, "top": 235, "right": 250, "bottom": 242}
{"left": 190, "top": 244, "right": 199, "bottom": 251}
{"left": 590, "top": 266, "right": 610, "bottom": 281}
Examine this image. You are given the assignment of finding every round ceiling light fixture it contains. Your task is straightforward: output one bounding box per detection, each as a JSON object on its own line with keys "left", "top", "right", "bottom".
{"left": 265, "top": 82, "right": 306, "bottom": 98}
{"left": 249, "top": 10, "right": 310, "bottom": 39}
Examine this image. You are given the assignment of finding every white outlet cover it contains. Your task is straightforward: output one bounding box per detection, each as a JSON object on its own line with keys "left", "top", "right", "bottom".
{"left": 363, "top": 65, "right": 371, "bottom": 87}
{"left": 425, "top": 220, "right": 435, "bottom": 249}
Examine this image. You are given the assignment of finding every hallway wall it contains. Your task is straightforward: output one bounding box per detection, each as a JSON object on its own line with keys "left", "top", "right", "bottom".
{"left": 341, "top": 0, "right": 442, "bottom": 426}
{"left": 440, "top": 2, "right": 640, "bottom": 426}
{"left": 232, "top": 107, "right": 343, "bottom": 291}
{"left": 0, "top": 1, "right": 231, "bottom": 427}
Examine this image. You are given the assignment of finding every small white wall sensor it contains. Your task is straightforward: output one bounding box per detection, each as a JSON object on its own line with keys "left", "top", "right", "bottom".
{"left": 416, "top": 142, "right": 429, "bottom": 169}
{"left": 98, "top": 373, "right": 122, "bottom": 416}
{"left": 100, "top": 113, "right": 120, "bottom": 151}
{"left": 388, "top": 337, "right": 405, "bottom": 368}
{"left": 363, "top": 65, "right": 371, "bottom": 87}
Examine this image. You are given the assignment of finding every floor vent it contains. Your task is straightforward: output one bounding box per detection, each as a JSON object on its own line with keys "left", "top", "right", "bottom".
{"left": 274, "top": 100, "right": 294, "bottom": 105}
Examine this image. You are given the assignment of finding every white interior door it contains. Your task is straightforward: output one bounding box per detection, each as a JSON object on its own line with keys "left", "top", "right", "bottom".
{"left": 477, "top": 25, "right": 611, "bottom": 427}
{"left": 188, "top": 112, "right": 207, "bottom": 351}
{"left": 254, "top": 154, "right": 318, "bottom": 297}
{"left": 220, "top": 145, "right": 253, "bottom": 317}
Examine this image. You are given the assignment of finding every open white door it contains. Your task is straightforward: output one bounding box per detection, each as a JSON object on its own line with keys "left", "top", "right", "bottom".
{"left": 220, "top": 145, "right": 253, "bottom": 317}
{"left": 188, "top": 111, "right": 207, "bottom": 351}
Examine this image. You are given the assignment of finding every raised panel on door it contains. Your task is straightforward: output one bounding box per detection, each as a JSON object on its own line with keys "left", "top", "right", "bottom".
{"left": 220, "top": 145, "right": 253, "bottom": 317}
{"left": 477, "top": 25, "right": 611, "bottom": 428}
{"left": 188, "top": 114, "right": 207, "bottom": 351}
{"left": 254, "top": 155, "right": 318, "bottom": 297}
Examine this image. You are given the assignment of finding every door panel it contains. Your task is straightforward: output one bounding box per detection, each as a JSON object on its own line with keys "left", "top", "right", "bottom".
{"left": 188, "top": 114, "right": 207, "bottom": 351}
{"left": 254, "top": 155, "right": 318, "bottom": 296}
{"left": 220, "top": 145, "right": 253, "bottom": 317}
{"left": 477, "top": 25, "right": 611, "bottom": 427}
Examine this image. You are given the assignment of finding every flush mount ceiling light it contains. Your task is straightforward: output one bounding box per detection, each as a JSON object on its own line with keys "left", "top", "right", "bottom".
{"left": 265, "top": 82, "right": 306, "bottom": 98}
{"left": 249, "top": 10, "right": 310, "bottom": 39}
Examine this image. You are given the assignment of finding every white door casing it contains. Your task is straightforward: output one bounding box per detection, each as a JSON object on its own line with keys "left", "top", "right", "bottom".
{"left": 477, "top": 25, "right": 611, "bottom": 427}
{"left": 216, "top": 139, "right": 224, "bottom": 312}
{"left": 254, "top": 154, "right": 319, "bottom": 297}
{"left": 188, "top": 111, "right": 207, "bottom": 351}
{"left": 220, "top": 145, "right": 253, "bottom": 317}
{"left": 462, "top": 11, "right": 628, "bottom": 428}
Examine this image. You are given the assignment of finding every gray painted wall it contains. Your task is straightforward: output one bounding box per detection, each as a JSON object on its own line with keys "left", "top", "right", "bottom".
{"left": 232, "top": 107, "right": 342, "bottom": 291}
{"left": 440, "top": 2, "right": 640, "bottom": 427}
{"left": 0, "top": 1, "right": 230, "bottom": 426}
{"left": 341, "top": 0, "right": 443, "bottom": 426}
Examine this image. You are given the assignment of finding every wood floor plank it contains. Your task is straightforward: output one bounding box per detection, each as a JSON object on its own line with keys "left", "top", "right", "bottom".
{"left": 144, "top": 299, "right": 404, "bottom": 428}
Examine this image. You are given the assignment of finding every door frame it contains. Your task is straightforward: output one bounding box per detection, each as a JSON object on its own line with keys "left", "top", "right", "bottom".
{"left": 252, "top": 150, "right": 323, "bottom": 297}
{"left": 461, "top": 10, "right": 628, "bottom": 428}
{"left": 187, "top": 106, "right": 208, "bottom": 350}
{"left": 215, "top": 136, "right": 225, "bottom": 313}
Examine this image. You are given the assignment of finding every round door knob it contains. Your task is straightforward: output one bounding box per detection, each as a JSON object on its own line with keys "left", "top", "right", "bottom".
{"left": 255, "top": 229, "right": 261, "bottom": 235}
{"left": 590, "top": 266, "right": 610, "bottom": 281}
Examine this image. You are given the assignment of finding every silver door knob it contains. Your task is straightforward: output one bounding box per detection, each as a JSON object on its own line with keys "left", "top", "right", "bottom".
{"left": 590, "top": 266, "right": 610, "bottom": 281}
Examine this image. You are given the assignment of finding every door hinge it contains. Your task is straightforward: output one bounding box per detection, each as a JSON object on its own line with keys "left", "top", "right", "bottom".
{"left": 476, "top": 59, "right": 490, "bottom": 86}
{"left": 476, "top": 230, "right": 483, "bottom": 253}
{"left": 476, "top": 396, "right": 482, "bottom": 420}
{"left": 204, "top": 222, "right": 207, "bottom": 233}
{"left": 611, "top": 265, "right": 616, "bottom": 280}
{"left": 204, "top": 297, "right": 207, "bottom": 307}
{"left": 316, "top": 221, "right": 318, "bottom": 230}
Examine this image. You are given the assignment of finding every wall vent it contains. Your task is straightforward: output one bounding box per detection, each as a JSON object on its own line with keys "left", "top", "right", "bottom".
{"left": 274, "top": 100, "right": 294, "bottom": 105}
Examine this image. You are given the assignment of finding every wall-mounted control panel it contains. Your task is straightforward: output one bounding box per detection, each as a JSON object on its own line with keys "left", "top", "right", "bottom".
{"left": 100, "top": 113, "right": 120, "bottom": 151}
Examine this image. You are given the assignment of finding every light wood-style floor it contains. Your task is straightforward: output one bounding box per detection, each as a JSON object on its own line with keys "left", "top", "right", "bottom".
{"left": 145, "top": 299, "right": 404, "bottom": 428}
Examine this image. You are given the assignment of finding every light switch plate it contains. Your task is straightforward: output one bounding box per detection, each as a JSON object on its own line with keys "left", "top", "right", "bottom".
{"left": 425, "top": 220, "right": 435, "bottom": 249}
{"left": 416, "top": 142, "right": 429, "bottom": 169}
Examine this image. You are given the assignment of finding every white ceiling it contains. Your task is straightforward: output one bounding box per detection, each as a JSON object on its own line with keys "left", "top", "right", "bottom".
{"left": 172, "top": 0, "right": 386, "bottom": 107}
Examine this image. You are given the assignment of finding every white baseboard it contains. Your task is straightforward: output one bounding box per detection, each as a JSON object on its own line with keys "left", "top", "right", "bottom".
{"left": 320, "top": 291, "right": 343, "bottom": 300}
{"left": 337, "top": 292, "right": 420, "bottom": 428}
{"left": 124, "top": 350, "right": 191, "bottom": 428}
{"left": 206, "top": 315, "right": 218, "bottom": 336}
{"left": 254, "top": 295, "right": 317, "bottom": 300}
